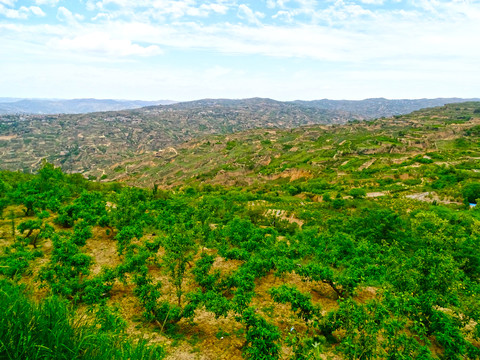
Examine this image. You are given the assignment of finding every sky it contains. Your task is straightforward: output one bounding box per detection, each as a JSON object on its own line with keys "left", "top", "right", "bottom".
{"left": 0, "top": 0, "right": 479, "bottom": 101}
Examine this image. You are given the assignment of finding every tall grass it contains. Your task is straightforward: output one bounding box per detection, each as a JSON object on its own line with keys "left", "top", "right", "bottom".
{"left": 0, "top": 280, "right": 165, "bottom": 360}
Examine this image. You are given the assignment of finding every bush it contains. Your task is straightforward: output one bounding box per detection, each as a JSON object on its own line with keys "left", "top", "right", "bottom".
{"left": 349, "top": 188, "right": 366, "bottom": 199}
{"left": 463, "top": 183, "right": 480, "bottom": 204}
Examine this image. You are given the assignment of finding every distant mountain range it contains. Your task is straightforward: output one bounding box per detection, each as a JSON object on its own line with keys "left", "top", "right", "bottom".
{"left": 293, "top": 98, "right": 480, "bottom": 118}
{"left": 0, "top": 98, "right": 177, "bottom": 114}
{"left": 0, "top": 96, "right": 478, "bottom": 116}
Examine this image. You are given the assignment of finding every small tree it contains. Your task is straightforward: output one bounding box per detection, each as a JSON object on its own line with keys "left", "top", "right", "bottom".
{"left": 162, "top": 226, "right": 197, "bottom": 306}
{"left": 17, "top": 211, "right": 54, "bottom": 248}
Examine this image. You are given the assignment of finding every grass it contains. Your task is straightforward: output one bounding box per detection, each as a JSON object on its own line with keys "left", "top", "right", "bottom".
{"left": 0, "top": 279, "right": 166, "bottom": 360}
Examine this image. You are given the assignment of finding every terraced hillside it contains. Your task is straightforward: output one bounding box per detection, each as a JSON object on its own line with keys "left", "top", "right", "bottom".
{"left": 111, "top": 102, "right": 480, "bottom": 204}
{"left": 0, "top": 98, "right": 354, "bottom": 174}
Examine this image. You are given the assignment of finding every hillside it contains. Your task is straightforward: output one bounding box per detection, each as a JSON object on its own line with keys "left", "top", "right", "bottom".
{"left": 2, "top": 98, "right": 478, "bottom": 177}
{"left": 0, "top": 98, "right": 355, "bottom": 174}
{"left": 111, "top": 102, "right": 480, "bottom": 202}
{"left": 1, "top": 102, "right": 480, "bottom": 360}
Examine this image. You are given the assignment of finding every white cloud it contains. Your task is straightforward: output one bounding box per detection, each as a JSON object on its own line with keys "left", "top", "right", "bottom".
{"left": 266, "top": 0, "right": 276, "bottom": 9}
{"left": 33, "top": 0, "right": 60, "bottom": 6}
{"left": 91, "top": 12, "right": 113, "bottom": 21}
{"left": 56, "top": 6, "right": 84, "bottom": 22}
{"left": 237, "top": 4, "right": 265, "bottom": 24}
{"left": 0, "top": 4, "right": 45, "bottom": 18}
{"left": 312, "top": 2, "right": 376, "bottom": 24}
{"left": 0, "top": 0, "right": 16, "bottom": 6}
{"left": 48, "top": 32, "right": 162, "bottom": 57}
{"left": 87, "top": 0, "right": 231, "bottom": 18}
{"left": 200, "top": 3, "right": 229, "bottom": 15}
{"left": 277, "top": 0, "right": 292, "bottom": 9}
{"left": 272, "top": 10, "right": 293, "bottom": 22}
{"left": 30, "top": 6, "right": 46, "bottom": 16}
{"left": 359, "top": 0, "right": 384, "bottom": 4}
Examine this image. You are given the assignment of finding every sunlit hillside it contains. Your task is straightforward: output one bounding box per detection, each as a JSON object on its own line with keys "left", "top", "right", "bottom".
{"left": 1, "top": 103, "right": 480, "bottom": 359}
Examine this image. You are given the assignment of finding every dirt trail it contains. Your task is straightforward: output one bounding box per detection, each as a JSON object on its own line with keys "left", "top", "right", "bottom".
{"left": 405, "top": 192, "right": 462, "bottom": 205}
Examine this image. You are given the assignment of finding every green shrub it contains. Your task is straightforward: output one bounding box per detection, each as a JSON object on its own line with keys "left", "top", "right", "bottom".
{"left": 463, "top": 183, "right": 480, "bottom": 204}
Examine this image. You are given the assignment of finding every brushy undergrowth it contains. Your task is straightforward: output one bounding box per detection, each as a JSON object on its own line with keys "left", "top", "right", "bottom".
{"left": 0, "top": 279, "right": 166, "bottom": 360}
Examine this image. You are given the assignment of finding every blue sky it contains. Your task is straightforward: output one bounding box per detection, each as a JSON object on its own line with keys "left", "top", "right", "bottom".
{"left": 0, "top": 0, "right": 479, "bottom": 101}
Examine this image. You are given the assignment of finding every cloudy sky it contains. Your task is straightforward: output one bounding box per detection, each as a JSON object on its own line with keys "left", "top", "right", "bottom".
{"left": 0, "top": 0, "right": 479, "bottom": 101}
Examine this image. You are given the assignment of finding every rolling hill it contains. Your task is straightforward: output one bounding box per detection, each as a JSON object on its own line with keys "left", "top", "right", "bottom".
{"left": 110, "top": 102, "right": 480, "bottom": 198}
{"left": 0, "top": 98, "right": 356, "bottom": 174}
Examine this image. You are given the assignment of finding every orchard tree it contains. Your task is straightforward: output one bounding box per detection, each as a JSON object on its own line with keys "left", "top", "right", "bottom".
{"left": 238, "top": 307, "right": 281, "bottom": 360}
{"left": 0, "top": 179, "right": 10, "bottom": 219}
{"left": 162, "top": 225, "right": 197, "bottom": 306}
{"left": 17, "top": 211, "right": 54, "bottom": 248}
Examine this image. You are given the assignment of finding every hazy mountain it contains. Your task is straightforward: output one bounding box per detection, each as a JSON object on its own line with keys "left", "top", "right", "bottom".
{"left": 293, "top": 98, "right": 480, "bottom": 118}
{"left": 0, "top": 98, "right": 177, "bottom": 114}
{"left": 0, "top": 97, "right": 23, "bottom": 103}
{"left": 2, "top": 96, "right": 477, "bottom": 117}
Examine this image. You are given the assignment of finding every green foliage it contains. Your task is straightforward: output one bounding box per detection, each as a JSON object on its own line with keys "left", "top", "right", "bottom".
{"left": 115, "top": 225, "right": 143, "bottom": 255}
{"left": 111, "top": 186, "right": 149, "bottom": 231}
{"left": 270, "top": 285, "right": 319, "bottom": 321}
{"left": 0, "top": 179, "right": 9, "bottom": 218}
{"left": 0, "top": 239, "right": 43, "bottom": 280}
{"left": 464, "top": 124, "right": 480, "bottom": 136}
{"left": 91, "top": 302, "right": 128, "bottom": 333}
{"left": 38, "top": 233, "right": 115, "bottom": 304}
{"left": 463, "top": 182, "right": 480, "bottom": 203}
{"left": 0, "top": 280, "right": 166, "bottom": 360}
{"left": 133, "top": 270, "right": 163, "bottom": 321}
{"left": 239, "top": 307, "right": 281, "bottom": 360}
{"left": 17, "top": 212, "right": 54, "bottom": 248}
{"left": 192, "top": 253, "right": 219, "bottom": 292}
{"left": 349, "top": 187, "right": 366, "bottom": 199}
{"left": 55, "top": 191, "right": 109, "bottom": 228}
{"left": 226, "top": 140, "right": 237, "bottom": 150}
{"left": 162, "top": 226, "right": 197, "bottom": 306}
